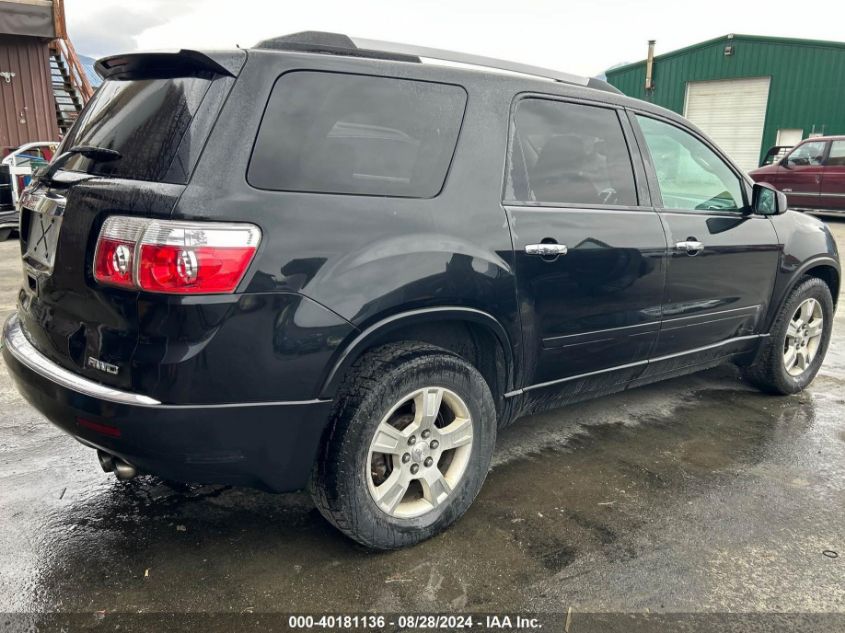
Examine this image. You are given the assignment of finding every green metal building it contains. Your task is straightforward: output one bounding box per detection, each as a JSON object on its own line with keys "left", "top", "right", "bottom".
{"left": 605, "top": 34, "right": 845, "bottom": 171}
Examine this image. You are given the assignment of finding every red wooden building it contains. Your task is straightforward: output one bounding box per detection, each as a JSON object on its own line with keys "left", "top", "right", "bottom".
{"left": 0, "top": 0, "right": 91, "bottom": 156}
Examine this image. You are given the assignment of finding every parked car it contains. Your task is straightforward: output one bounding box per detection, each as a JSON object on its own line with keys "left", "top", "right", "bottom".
{"left": 1, "top": 33, "right": 839, "bottom": 549}
{"left": 0, "top": 142, "right": 57, "bottom": 241}
{"left": 0, "top": 164, "right": 13, "bottom": 234}
{"left": 750, "top": 135, "right": 845, "bottom": 213}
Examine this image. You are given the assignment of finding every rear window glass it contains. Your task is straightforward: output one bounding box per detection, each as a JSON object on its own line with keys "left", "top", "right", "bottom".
{"left": 248, "top": 71, "right": 467, "bottom": 197}
{"left": 60, "top": 77, "right": 213, "bottom": 183}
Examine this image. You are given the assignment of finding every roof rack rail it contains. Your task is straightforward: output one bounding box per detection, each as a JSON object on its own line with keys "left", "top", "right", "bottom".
{"left": 254, "top": 32, "right": 420, "bottom": 63}
{"left": 254, "top": 32, "right": 622, "bottom": 95}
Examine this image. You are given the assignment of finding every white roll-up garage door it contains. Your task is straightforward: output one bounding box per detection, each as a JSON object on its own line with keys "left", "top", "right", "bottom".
{"left": 683, "top": 77, "right": 771, "bottom": 172}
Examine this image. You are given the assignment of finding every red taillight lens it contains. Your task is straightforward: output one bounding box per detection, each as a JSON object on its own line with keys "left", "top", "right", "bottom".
{"left": 93, "top": 238, "right": 136, "bottom": 289}
{"left": 138, "top": 245, "right": 257, "bottom": 293}
{"left": 93, "top": 217, "right": 261, "bottom": 294}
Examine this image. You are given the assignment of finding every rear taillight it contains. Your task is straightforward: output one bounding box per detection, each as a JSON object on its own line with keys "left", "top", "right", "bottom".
{"left": 93, "top": 217, "right": 261, "bottom": 294}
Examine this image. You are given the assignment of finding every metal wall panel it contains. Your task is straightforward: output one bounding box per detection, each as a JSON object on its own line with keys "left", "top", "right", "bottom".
{"left": 0, "top": 34, "right": 60, "bottom": 154}
{"left": 606, "top": 35, "right": 845, "bottom": 166}
{"left": 0, "top": 1, "right": 55, "bottom": 39}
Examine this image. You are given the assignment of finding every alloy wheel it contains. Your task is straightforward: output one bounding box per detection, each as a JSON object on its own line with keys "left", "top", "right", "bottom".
{"left": 783, "top": 298, "right": 824, "bottom": 377}
{"left": 366, "top": 387, "right": 474, "bottom": 519}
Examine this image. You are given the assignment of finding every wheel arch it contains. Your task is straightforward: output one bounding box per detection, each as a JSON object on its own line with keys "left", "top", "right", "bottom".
{"left": 766, "top": 256, "right": 840, "bottom": 332}
{"left": 803, "top": 262, "right": 840, "bottom": 309}
{"left": 319, "top": 307, "right": 517, "bottom": 418}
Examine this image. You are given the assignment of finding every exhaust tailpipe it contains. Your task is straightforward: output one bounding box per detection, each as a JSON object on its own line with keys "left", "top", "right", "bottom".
{"left": 97, "top": 450, "right": 137, "bottom": 480}
{"left": 97, "top": 450, "right": 115, "bottom": 472}
{"left": 113, "top": 459, "right": 137, "bottom": 481}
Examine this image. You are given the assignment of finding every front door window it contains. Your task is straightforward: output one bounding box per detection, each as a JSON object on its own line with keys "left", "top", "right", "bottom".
{"left": 786, "top": 141, "right": 826, "bottom": 167}
{"left": 636, "top": 115, "right": 745, "bottom": 212}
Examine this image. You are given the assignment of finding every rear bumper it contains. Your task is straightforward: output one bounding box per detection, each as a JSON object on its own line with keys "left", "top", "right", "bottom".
{"left": 1, "top": 313, "right": 333, "bottom": 492}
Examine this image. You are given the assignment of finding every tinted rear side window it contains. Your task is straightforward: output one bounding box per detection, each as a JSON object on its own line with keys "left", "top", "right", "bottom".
{"left": 506, "top": 98, "right": 637, "bottom": 207}
{"left": 61, "top": 77, "right": 214, "bottom": 183}
{"left": 248, "top": 72, "right": 467, "bottom": 197}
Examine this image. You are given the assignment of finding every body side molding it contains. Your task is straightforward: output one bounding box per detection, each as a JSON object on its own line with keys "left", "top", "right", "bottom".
{"left": 508, "top": 333, "right": 768, "bottom": 397}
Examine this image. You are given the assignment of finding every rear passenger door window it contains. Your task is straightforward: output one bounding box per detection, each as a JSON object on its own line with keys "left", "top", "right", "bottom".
{"left": 506, "top": 98, "right": 638, "bottom": 207}
{"left": 636, "top": 115, "right": 745, "bottom": 212}
{"left": 826, "top": 141, "right": 845, "bottom": 166}
{"left": 248, "top": 71, "right": 467, "bottom": 198}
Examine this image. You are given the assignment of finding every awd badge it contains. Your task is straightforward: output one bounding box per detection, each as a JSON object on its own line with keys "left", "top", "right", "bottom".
{"left": 87, "top": 357, "right": 119, "bottom": 375}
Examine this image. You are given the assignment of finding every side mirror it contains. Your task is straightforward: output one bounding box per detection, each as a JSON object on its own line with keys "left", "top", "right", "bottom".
{"left": 752, "top": 182, "right": 788, "bottom": 215}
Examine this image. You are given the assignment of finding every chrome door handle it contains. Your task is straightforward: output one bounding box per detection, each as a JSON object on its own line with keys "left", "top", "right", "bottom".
{"left": 675, "top": 240, "right": 704, "bottom": 255}
{"left": 525, "top": 243, "right": 568, "bottom": 257}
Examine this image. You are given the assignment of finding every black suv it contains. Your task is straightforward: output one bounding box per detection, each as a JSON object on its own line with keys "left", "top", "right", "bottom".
{"left": 1, "top": 33, "right": 839, "bottom": 549}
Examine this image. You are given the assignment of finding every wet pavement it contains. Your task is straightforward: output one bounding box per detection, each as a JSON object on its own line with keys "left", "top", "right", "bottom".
{"left": 0, "top": 219, "right": 843, "bottom": 621}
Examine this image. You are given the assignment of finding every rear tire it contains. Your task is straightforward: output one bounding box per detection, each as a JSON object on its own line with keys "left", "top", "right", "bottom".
{"left": 310, "top": 342, "right": 497, "bottom": 549}
{"left": 0, "top": 229, "right": 11, "bottom": 242}
{"left": 743, "top": 276, "right": 834, "bottom": 394}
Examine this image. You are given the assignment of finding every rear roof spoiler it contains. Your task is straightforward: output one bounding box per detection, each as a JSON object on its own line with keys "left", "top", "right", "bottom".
{"left": 96, "top": 49, "right": 247, "bottom": 80}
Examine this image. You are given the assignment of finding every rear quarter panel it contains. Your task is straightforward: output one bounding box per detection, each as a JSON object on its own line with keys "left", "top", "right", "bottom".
{"left": 176, "top": 52, "right": 521, "bottom": 392}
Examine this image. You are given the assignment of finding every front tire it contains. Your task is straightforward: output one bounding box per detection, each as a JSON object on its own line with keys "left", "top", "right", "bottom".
{"left": 310, "top": 343, "right": 497, "bottom": 549}
{"left": 0, "top": 229, "right": 12, "bottom": 242}
{"left": 743, "top": 276, "right": 834, "bottom": 394}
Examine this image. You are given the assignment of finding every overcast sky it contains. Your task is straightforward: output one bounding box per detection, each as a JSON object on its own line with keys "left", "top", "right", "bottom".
{"left": 66, "top": 0, "right": 845, "bottom": 76}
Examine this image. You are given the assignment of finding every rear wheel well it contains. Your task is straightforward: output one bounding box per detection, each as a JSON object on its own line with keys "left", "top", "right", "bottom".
{"left": 804, "top": 265, "right": 840, "bottom": 308}
{"left": 333, "top": 320, "right": 510, "bottom": 420}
